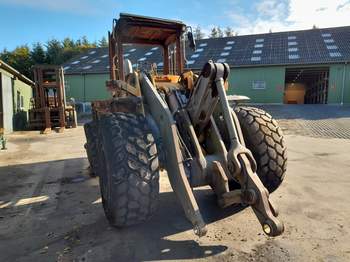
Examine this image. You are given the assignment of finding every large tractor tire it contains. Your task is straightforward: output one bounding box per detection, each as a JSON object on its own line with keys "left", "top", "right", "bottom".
{"left": 234, "top": 106, "right": 287, "bottom": 193}
{"left": 98, "top": 112, "right": 160, "bottom": 227}
{"left": 84, "top": 121, "right": 99, "bottom": 177}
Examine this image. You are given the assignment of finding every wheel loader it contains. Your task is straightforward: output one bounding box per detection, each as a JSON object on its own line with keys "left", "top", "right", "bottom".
{"left": 84, "top": 13, "right": 287, "bottom": 237}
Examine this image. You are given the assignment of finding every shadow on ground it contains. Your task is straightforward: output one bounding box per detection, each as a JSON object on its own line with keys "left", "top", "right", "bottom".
{"left": 0, "top": 157, "right": 248, "bottom": 261}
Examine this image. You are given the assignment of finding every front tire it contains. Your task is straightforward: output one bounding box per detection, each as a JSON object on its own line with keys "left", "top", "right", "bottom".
{"left": 98, "top": 112, "right": 160, "bottom": 226}
{"left": 234, "top": 106, "right": 287, "bottom": 193}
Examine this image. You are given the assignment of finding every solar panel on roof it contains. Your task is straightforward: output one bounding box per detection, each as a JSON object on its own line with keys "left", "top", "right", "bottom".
{"left": 89, "top": 51, "right": 96, "bottom": 55}
{"left": 251, "top": 57, "right": 261, "bottom": 61}
{"left": 123, "top": 53, "right": 130, "bottom": 57}
{"left": 288, "top": 47, "right": 298, "bottom": 52}
{"left": 217, "top": 58, "right": 226, "bottom": 63}
{"left": 199, "top": 43, "right": 207, "bottom": 47}
{"left": 92, "top": 59, "right": 100, "bottom": 63}
{"left": 226, "top": 41, "right": 234, "bottom": 45}
{"left": 326, "top": 45, "right": 338, "bottom": 50}
{"left": 81, "top": 56, "right": 88, "bottom": 59}
{"left": 289, "top": 54, "right": 300, "bottom": 59}
{"left": 253, "top": 50, "right": 262, "bottom": 54}
{"left": 220, "top": 52, "right": 229, "bottom": 56}
{"left": 324, "top": 39, "right": 335, "bottom": 43}
{"left": 288, "top": 36, "right": 296, "bottom": 40}
{"left": 71, "top": 61, "right": 80, "bottom": 65}
{"left": 151, "top": 47, "right": 159, "bottom": 51}
{"left": 288, "top": 41, "right": 297, "bottom": 46}
{"left": 224, "top": 46, "right": 232, "bottom": 50}
{"left": 196, "top": 48, "right": 204, "bottom": 52}
{"left": 322, "top": 33, "right": 332, "bottom": 37}
{"left": 329, "top": 52, "right": 342, "bottom": 57}
{"left": 83, "top": 65, "right": 92, "bottom": 69}
{"left": 145, "top": 52, "right": 153, "bottom": 56}
{"left": 254, "top": 44, "right": 263, "bottom": 48}
{"left": 101, "top": 54, "right": 108, "bottom": 58}
{"left": 138, "top": 57, "right": 146, "bottom": 61}
{"left": 187, "top": 60, "right": 195, "bottom": 65}
{"left": 256, "top": 38, "right": 264, "bottom": 43}
{"left": 191, "top": 54, "right": 200, "bottom": 58}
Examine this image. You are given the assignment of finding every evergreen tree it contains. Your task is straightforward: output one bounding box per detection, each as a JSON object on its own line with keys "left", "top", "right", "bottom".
{"left": 46, "top": 39, "right": 63, "bottom": 64}
{"left": 210, "top": 27, "right": 219, "bottom": 38}
{"left": 194, "top": 26, "right": 205, "bottom": 40}
{"left": 31, "top": 42, "right": 46, "bottom": 64}
{"left": 217, "top": 27, "right": 224, "bottom": 38}
{"left": 224, "top": 27, "right": 235, "bottom": 37}
{"left": 98, "top": 36, "right": 108, "bottom": 47}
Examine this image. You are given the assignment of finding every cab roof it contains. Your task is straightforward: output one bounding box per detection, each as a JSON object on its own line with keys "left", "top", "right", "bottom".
{"left": 113, "top": 13, "right": 186, "bottom": 46}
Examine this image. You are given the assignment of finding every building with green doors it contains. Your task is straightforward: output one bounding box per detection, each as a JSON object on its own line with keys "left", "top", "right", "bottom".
{"left": 62, "top": 25, "right": 350, "bottom": 106}
{"left": 0, "top": 59, "right": 34, "bottom": 133}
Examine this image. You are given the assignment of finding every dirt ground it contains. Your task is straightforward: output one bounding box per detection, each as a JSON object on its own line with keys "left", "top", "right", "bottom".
{"left": 1, "top": 123, "right": 350, "bottom": 261}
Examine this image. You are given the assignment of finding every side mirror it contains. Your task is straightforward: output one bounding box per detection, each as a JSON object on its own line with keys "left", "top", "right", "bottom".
{"left": 187, "top": 31, "right": 196, "bottom": 51}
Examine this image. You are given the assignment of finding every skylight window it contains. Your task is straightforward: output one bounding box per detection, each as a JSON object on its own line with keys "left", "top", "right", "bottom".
{"left": 288, "top": 41, "right": 297, "bottom": 46}
{"left": 191, "top": 54, "right": 200, "bottom": 58}
{"left": 289, "top": 54, "right": 300, "bottom": 59}
{"left": 145, "top": 52, "right": 153, "bottom": 56}
{"left": 138, "top": 57, "right": 146, "bottom": 61}
{"left": 288, "top": 36, "right": 296, "bottom": 40}
{"left": 71, "top": 60, "right": 80, "bottom": 65}
{"left": 220, "top": 52, "right": 230, "bottom": 56}
{"left": 89, "top": 50, "right": 96, "bottom": 55}
{"left": 92, "top": 59, "right": 100, "bottom": 63}
{"left": 157, "top": 62, "right": 164, "bottom": 67}
{"left": 224, "top": 46, "right": 232, "bottom": 50}
{"left": 129, "top": 48, "right": 136, "bottom": 52}
{"left": 253, "top": 50, "right": 262, "bottom": 54}
{"left": 101, "top": 54, "right": 108, "bottom": 58}
{"left": 288, "top": 47, "right": 298, "bottom": 52}
{"left": 254, "top": 44, "right": 263, "bottom": 48}
{"left": 83, "top": 65, "right": 92, "bottom": 69}
{"left": 63, "top": 66, "right": 70, "bottom": 70}
{"left": 322, "top": 33, "right": 332, "bottom": 37}
{"left": 187, "top": 60, "right": 195, "bottom": 65}
{"left": 326, "top": 45, "right": 338, "bottom": 50}
{"left": 329, "top": 52, "right": 342, "bottom": 57}
{"left": 256, "top": 38, "right": 264, "bottom": 43}
{"left": 217, "top": 58, "right": 226, "bottom": 63}
{"left": 226, "top": 41, "right": 235, "bottom": 45}
{"left": 81, "top": 56, "right": 88, "bottom": 59}
{"left": 251, "top": 57, "right": 261, "bottom": 61}
{"left": 123, "top": 53, "right": 130, "bottom": 57}
{"left": 324, "top": 39, "right": 335, "bottom": 43}
{"left": 199, "top": 43, "right": 208, "bottom": 47}
{"left": 151, "top": 47, "right": 159, "bottom": 51}
{"left": 195, "top": 48, "right": 204, "bottom": 52}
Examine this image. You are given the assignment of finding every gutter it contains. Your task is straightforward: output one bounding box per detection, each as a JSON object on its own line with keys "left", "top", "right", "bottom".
{"left": 0, "top": 59, "right": 35, "bottom": 86}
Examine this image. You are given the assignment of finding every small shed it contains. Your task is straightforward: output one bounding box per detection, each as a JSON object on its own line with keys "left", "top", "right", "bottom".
{"left": 0, "top": 60, "right": 34, "bottom": 133}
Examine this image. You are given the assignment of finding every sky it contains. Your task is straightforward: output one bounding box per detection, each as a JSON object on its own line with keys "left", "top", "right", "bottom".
{"left": 0, "top": 0, "right": 349, "bottom": 50}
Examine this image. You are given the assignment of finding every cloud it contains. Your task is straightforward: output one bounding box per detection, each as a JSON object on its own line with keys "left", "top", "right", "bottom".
{"left": 0, "top": 0, "right": 110, "bottom": 15}
{"left": 227, "top": 0, "right": 350, "bottom": 35}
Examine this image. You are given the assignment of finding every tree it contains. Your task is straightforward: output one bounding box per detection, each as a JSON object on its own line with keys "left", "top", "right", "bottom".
{"left": 62, "top": 37, "right": 75, "bottom": 49}
{"left": 46, "top": 39, "right": 63, "bottom": 64}
{"left": 10, "top": 45, "right": 32, "bottom": 78}
{"left": 194, "top": 26, "right": 205, "bottom": 40}
{"left": 210, "top": 27, "right": 219, "bottom": 38}
{"left": 217, "top": 27, "right": 224, "bottom": 38}
{"left": 98, "top": 36, "right": 108, "bottom": 47}
{"left": 31, "top": 42, "right": 46, "bottom": 64}
{"left": 224, "top": 27, "right": 235, "bottom": 37}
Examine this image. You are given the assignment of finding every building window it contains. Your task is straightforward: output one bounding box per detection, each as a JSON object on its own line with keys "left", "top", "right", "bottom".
{"left": 252, "top": 80, "right": 266, "bottom": 90}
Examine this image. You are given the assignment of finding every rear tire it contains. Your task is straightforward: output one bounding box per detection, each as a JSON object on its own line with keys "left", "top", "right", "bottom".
{"left": 234, "top": 106, "right": 287, "bottom": 193}
{"left": 84, "top": 121, "right": 99, "bottom": 177}
{"left": 98, "top": 112, "right": 160, "bottom": 227}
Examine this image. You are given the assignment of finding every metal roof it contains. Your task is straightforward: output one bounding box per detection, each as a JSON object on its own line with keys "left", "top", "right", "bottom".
{"left": 0, "top": 59, "right": 35, "bottom": 86}
{"left": 63, "top": 25, "right": 350, "bottom": 75}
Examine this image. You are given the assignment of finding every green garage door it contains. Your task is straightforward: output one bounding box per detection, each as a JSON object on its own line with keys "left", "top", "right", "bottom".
{"left": 1, "top": 73, "right": 13, "bottom": 133}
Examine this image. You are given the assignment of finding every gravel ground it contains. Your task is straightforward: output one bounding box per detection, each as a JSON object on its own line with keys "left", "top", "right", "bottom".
{"left": 0, "top": 114, "right": 350, "bottom": 261}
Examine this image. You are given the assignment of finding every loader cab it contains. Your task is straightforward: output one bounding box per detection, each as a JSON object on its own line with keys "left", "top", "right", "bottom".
{"left": 107, "top": 13, "right": 190, "bottom": 83}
